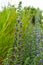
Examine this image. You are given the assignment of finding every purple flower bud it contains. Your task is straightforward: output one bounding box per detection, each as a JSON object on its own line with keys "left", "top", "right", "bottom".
{"left": 12, "top": 44, "right": 15, "bottom": 47}
{"left": 14, "top": 38, "right": 17, "bottom": 41}
{"left": 19, "top": 34, "right": 22, "bottom": 37}
{"left": 17, "top": 19, "right": 20, "bottom": 23}
{"left": 36, "top": 41, "right": 39, "bottom": 45}
{"left": 39, "top": 47, "right": 42, "bottom": 50}
{"left": 14, "top": 49, "right": 17, "bottom": 53}
{"left": 41, "top": 59, "right": 43, "bottom": 62}
{"left": 37, "top": 52, "right": 40, "bottom": 56}
{"left": 18, "top": 41, "right": 22, "bottom": 45}
{"left": 18, "top": 55, "right": 20, "bottom": 58}
{"left": 11, "top": 57, "right": 15, "bottom": 61}
{"left": 36, "top": 38, "right": 39, "bottom": 41}
{"left": 40, "top": 36, "right": 43, "bottom": 39}
{"left": 38, "top": 62, "right": 40, "bottom": 65}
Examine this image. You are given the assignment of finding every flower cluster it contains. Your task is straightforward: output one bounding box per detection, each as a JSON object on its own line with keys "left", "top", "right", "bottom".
{"left": 3, "top": 18, "right": 23, "bottom": 65}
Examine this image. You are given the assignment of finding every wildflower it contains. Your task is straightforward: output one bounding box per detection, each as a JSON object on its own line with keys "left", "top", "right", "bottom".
{"left": 14, "top": 48, "right": 17, "bottom": 53}
{"left": 39, "top": 47, "right": 42, "bottom": 50}
{"left": 12, "top": 44, "right": 15, "bottom": 47}
{"left": 18, "top": 55, "right": 20, "bottom": 58}
{"left": 41, "top": 59, "right": 43, "bottom": 62}
{"left": 11, "top": 57, "right": 15, "bottom": 61}
{"left": 18, "top": 41, "right": 22, "bottom": 45}
{"left": 36, "top": 41, "right": 39, "bottom": 45}
{"left": 40, "top": 36, "right": 43, "bottom": 39}
{"left": 18, "top": 34, "right": 22, "bottom": 37}
{"left": 17, "top": 19, "right": 20, "bottom": 23}
{"left": 37, "top": 52, "right": 40, "bottom": 56}
{"left": 36, "top": 38, "right": 39, "bottom": 41}
{"left": 38, "top": 62, "right": 40, "bottom": 65}
{"left": 14, "top": 38, "right": 17, "bottom": 41}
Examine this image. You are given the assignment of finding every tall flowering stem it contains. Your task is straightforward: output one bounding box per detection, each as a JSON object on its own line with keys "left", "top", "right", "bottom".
{"left": 13, "top": 17, "right": 23, "bottom": 65}
{"left": 35, "top": 9, "right": 41, "bottom": 57}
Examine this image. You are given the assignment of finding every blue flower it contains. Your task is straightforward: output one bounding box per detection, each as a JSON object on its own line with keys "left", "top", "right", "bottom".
{"left": 18, "top": 41, "right": 22, "bottom": 45}
{"left": 18, "top": 55, "right": 20, "bottom": 58}
{"left": 39, "top": 47, "right": 42, "bottom": 50}
{"left": 40, "top": 36, "right": 43, "bottom": 39}
{"left": 14, "top": 38, "right": 17, "bottom": 41}
{"left": 19, "top": 34, "right": 22, "bottom": 37}
{"left": 41, "top": 59, "right": 43, "bottom": 62}
{"left": 37, "top": 52, "right": 40, "bottom": 56}
{"left": 36, "top": 41, "right": 39, "bottom": 45}
{"left": 12, "top": 44, "right": 15, "bottom": 47}
{"left": 36, "top": 38, "right": 39, "bottom": 41}
{"left": 38, "top": 62, "right": 40, "bottom": 65}
{"left": 11, "top": 57, "right": 15, "bottom": 61}
{"left": 17, "top": 19, "right": 20, "bottom": 23}
{"left": 14, "top": 49, "right": 17, "bottom": 53}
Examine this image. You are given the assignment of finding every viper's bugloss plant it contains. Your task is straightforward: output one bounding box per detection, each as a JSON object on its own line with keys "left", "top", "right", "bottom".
{"left": 3, "top": 16, "right": 23, "bottom": 65}
{"left": 0, "top": 1, "right": 43, "bottom": 65}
